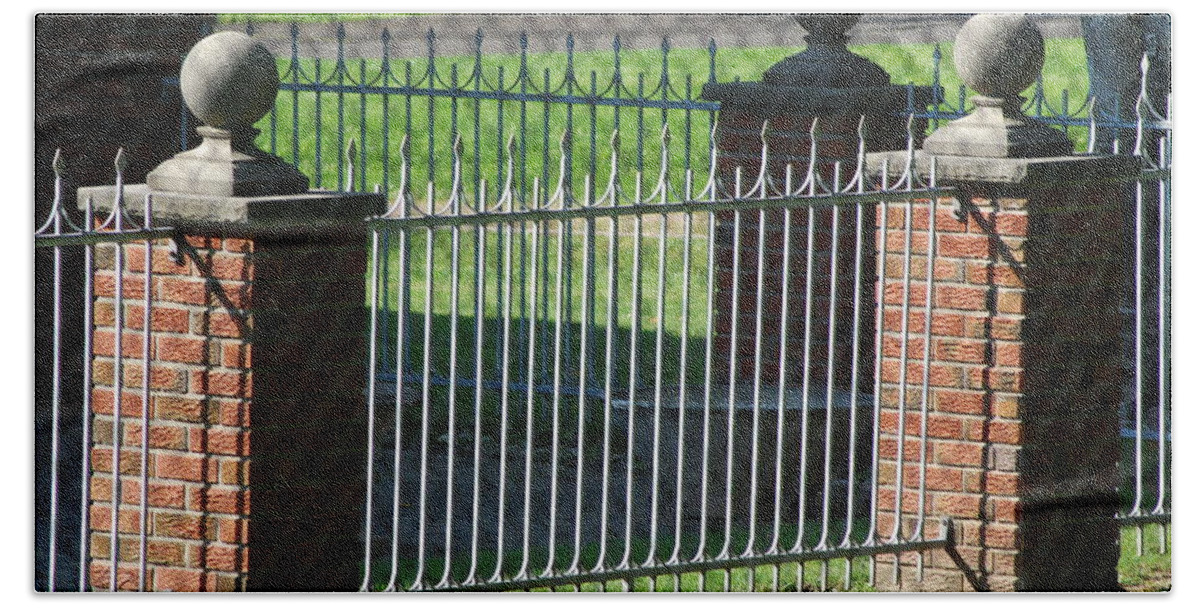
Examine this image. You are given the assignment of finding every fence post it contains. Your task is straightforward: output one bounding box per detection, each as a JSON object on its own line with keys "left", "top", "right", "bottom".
{"left": 867, "top": 14, "right": 1138, "bottom": 591}
{"left": 76, "top": 32, "right": 384, "bottom": 591}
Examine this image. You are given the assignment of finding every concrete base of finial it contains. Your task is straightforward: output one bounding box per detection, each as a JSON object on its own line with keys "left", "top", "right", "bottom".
{"left": 147, "top": 126, "right": 308, "bottom": 197}
{"left": 922, "top": 96, "right": 1073, "bottom": 158}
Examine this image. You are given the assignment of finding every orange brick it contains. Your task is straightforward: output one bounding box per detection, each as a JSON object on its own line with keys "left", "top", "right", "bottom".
{"left": 155, "top": 452, "right": 209, "bottom": 482}
{"left": 218, "top": 517, "right": 250, "bottom": 545}
{"left": 934, "top": 493, "right": 982, "bottom": 517}
{"left": 204, "top": 544, "right": 246, "bottom": 572}
{"left": 154, "top": 396, "right": 205, "bottom": 423}
{"left": 986, "top": 420, "right": 1022, "bottom": 444}
{"left": 201, "top": 311, "right": 248, "bottom": 338}
{"left": 155, "top": 567, "right": 204, "bottom": 592}
{"left": 189, "top": 370, "right": 251, "bottom": 398}
{"left": 936, "top": 338, "right": 987, "bottom": 364}
{"left": 189, "top": 487, "right": 249, "bottom": 515}
{"left": 125, "top": 304, "right": 190, "bottom": 333}
{"left": 157, "top": 276, "right": 208, "bottom": 306}
{"left": 935, "top": 285, "right": 988, "bottom": 311}
{"left": 935, "top": 442, "right": 983, "bottom": 467}
{"left": 153, "top": 512, "right": 207, "bottom": 540}
{"left": 938, "top": 233, "right": 992, "bottom": 259}
{"left": 984, "top": 471, "right": 1020, "bottom": 495}
{"left": 156, "top": 335, "right": 208, "bottom": 364}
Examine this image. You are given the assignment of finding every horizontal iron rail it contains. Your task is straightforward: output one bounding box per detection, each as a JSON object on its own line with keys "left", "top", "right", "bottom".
{"left": 1118, "top": 512, "right": 1171, "bottom": 525}
{"left": 276, "top": 81, "right": 722, "bottom": 112}
{"left": 34, "top": 227, "right": 176, "bottom": 249}
{"left": 432, "top": 522, "right": 953, "bottom": 592}
{"left": 368, "top": 188, "right": 956, "bottom": 230}
{"left": 376, "top": 371, "right": 610, "bottom": 401}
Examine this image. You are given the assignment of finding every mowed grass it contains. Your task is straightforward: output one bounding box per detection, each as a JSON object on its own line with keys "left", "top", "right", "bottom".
{"left": 254, "top": 38, "right": 1091, "bottom": 203}
{"left": 1119, "top": 524, "right": 1171, "bottom": 591}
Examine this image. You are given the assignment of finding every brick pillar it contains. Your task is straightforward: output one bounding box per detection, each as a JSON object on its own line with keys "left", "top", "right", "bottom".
{"left": 866, "top": 152, "right": 1140, "bottom": 591}
{"left": 78, "top": 185, "right": 383, "bottom": 591}
{"left": 700, "top": 32, "right": 934, "bottom": 390}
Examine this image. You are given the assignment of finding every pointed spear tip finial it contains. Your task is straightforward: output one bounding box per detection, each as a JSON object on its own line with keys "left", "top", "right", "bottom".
{"left": 52, "top": 148, "right": 64, "bottom": 176}
{"left": 347, "top": 138, "right": 357, "bottom": 158}
{"left": 114, "top": 147, "right": 128, "bottom": 172}
{"left": 506, "top": 133, "right": 516, "bottom": 153}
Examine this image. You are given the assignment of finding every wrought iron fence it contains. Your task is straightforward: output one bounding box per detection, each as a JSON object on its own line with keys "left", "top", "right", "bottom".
{"left": 35, "top": 150, "right": 176, "bottom": 591}
{"left": 356, "top": 115, "right": 955, "bottom": 591}
{"left": 38, "top": 17, "right": 1171, "bottom": 592}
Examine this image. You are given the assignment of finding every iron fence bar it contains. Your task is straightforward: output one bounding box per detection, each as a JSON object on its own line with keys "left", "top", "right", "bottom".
{"left": 384, "top": 222, "right": 409, "bottom": 592}
{"left": 768, "top": 167, "right": 796, "bottom": 556}
{"left": 35, "top": 228, "right": 177, "bottom": 249}
{"left": 136, "top": 194, "right": 154, "bottom": 592}
{"left": 46, "top": 216, "right": 63, "bottom": 592}
{"left": 618, "top": 174, "right": 644, "bottom": 571}
{"left": 78, "top": 197, "right": 95, "bottom": 591}
{"left": 410, "top": 219, "right": 436, "bottom": 590}
{"left": 466, "top": 218, "right": 487, "bottom": 584}
{"left": 443, "top": 527, "right": 951, "bottom": 593}
{"left": 543, "top": 214, "right": 568, "bottom": 579}
{"left": 840, "top": 198, "right": 868, "bottom": 590}
{"left": 367, "top": 188, "right": 951, "bottom": 230}
{"left": 516, "top": 201, "right": 542, "bottom": 580}
{"left": 668, "top": 209, "right": 695, "bottom": 566}
{"left": 359, "top": 228, "right": 382, "bottom": 591}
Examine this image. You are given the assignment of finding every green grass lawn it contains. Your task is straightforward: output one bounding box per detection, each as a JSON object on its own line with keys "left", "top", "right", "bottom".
{"left": 1119, "top": 524, "right": 1171, "bottom": 591}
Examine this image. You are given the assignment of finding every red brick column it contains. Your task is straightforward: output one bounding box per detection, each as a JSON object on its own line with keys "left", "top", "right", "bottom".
{"left": 80, "top": 186, "right": 382, "bottom": 591}
{"left": 702, "top": 85, "right": 924, "bottom": 391}
{"left": 867, "top": 153, "right": 1139, "bottom": 591}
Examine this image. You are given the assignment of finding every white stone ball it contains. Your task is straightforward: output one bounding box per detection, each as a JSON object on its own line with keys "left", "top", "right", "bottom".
{"left": 180, "top": 32, "right": 279, "bottom": 131}
{"left": 954, "top": 14, "right": 1045, "bottom": 98}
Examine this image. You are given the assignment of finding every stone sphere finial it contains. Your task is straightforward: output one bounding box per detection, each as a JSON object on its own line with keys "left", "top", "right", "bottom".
{"left": 921, "top": 13, "right": 1070, "bottom": 158}
{"left": 954, "top": 14, "right": 1044, "bottom": 99}
{"left": 180, "top": 32, "right": 279, "bottom": 132}
{"left": 147, "top": 31, "right": 308, "bottom": 197}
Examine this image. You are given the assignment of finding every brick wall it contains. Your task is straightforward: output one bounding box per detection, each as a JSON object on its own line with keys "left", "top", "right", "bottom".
{"left": 86, "top": 228, "right": 369, "bottom": 591}
{"left": 870, "top": 168, "right": 1132, "bottom": 591}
